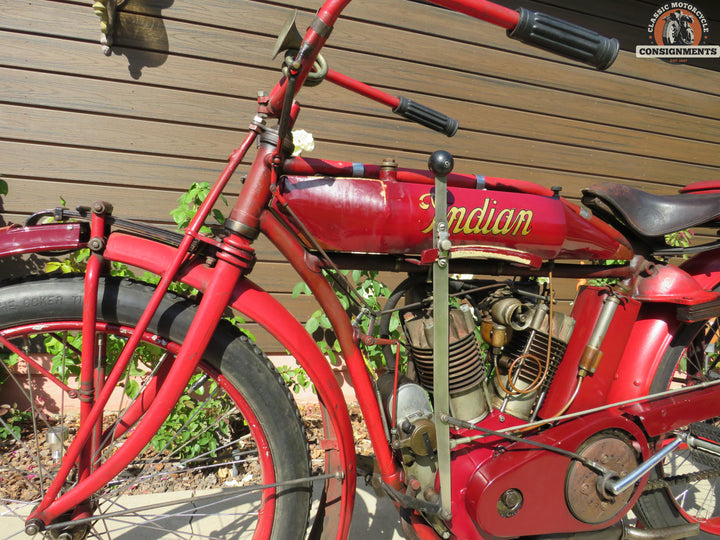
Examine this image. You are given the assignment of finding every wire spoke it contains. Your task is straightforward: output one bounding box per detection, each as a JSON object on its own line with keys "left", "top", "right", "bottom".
{"left": 0, "top": 300, "right": 312, "bottom": 539}
{"left": 40, "top": 473, "right": 332, "bottom": 537}
{"left": 97, "top": 393, "right": 247, "bottom": 504}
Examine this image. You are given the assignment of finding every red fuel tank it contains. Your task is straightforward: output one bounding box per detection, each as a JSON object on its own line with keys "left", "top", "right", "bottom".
{"left": 275, "top": 175, "right": 632, "bottom": 262}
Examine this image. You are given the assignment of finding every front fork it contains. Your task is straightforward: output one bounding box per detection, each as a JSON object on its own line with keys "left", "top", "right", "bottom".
{"left": 74, "top": 204, "right": 105, "bottom": 522}
{"left": 27, "top": 135, "right": 258, "bottom": 532}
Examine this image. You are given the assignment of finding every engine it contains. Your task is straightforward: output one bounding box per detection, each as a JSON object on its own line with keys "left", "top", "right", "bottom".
{"left": 380, "top": 279, "right": 575, "bottom": 428}
{"left": 375, "top": 279, "right": 577, "bottom": 518}
{"left": 373, "top": 278, "right": 649, "bottom": 538}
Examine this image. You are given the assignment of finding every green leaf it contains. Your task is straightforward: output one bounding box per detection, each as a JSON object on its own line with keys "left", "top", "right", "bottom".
{"left": 0, "top": 178, "right": 7, "bottom": 196}
{"left": 305, "top": 317, "right": 319, "bottom": 334}
{"left": 389, "top": 314, "right": 401, "bottom": 333}
{"left": 124, "top": 379, "right": 140, "bottom": 399}
{"left": 319, "top": 314, "right": 332, "bottom": 329}
{"left": 292, "top": 281, "right": 307, "bottom": 298}
{"left": 212, "top": 209, "right": 225, "bottom": 224}
{"left": 45, "top": 261, "right": 62, "bottom": 273}
{"left": 327, "top": 350, "right": 341, "bottom": 366}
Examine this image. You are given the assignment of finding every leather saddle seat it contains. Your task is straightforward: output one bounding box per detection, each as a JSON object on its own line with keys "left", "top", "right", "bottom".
{"left": 582, "top": 183, "right": 720, "bottom": 238}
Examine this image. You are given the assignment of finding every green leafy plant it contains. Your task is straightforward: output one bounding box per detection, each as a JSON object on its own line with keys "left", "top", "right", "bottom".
{"left": 277, "top": 364, "right": 313, "bottom": 394}
{"left": 23, "top": 181, "right": 314, "bottom": 460}
{"left": 666, "top": 229, "right": 695, "bottom": 254}
{"left": 45, "top": 248, "right": 137, "bottom": 279}
{"left": 0, "top": 349, "right": 19, "bottom": 389}
{"left": 40, "top": 329, "right": 161, "bottom": 397}
{"left": 170, "top": 181, "right": 227, "bottom": 234}
{"left": 585, "top": 229, "right": 695, "bottom": 288}
{"left": 149, "top": 373, "right": 232, "bottom": 459}
{"left": 45, "top": 248, "right": 91, "bottom": 274}
{"left": 293, "top": 269, "right": 401, "bottom": 373}
{"left": 0, "top": 403, "right": 32, "bottom": 440}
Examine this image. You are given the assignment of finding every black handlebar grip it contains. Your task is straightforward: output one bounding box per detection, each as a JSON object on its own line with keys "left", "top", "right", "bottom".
{"left": 508, "top": 8, "right": 619, "bottom": 70}
{"left": 393, "top": 96, "right": 459, "bottom": 137}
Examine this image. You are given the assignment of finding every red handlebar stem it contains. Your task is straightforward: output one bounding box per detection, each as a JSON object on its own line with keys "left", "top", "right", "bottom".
{"left": 325, "top": 69, "right": 401, "bottom": 109}
{"left": 424, "top": 0, "right": 519, "bottom": 29}
{"left": 266, "top": 0, "right": 518, "bottom": 116}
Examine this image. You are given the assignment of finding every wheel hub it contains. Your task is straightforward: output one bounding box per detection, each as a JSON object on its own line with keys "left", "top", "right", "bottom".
{"left": 565, "top": 432, "right": 639, "bottom": 524}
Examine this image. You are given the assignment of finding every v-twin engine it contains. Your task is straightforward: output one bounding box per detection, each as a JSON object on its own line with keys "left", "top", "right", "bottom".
{"left": 374, "top": 278, "right": 656, "bottom": 538}
{"left": 391, "top": 280, "right": 575, "bottom": 425}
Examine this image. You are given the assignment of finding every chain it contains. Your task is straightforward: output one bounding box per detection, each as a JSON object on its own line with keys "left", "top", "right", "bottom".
{"left": 644, "top": 467, "right": 720, "bottom": 492}
{"left": 645, "top": 422, "right": 720, "bottom": 491}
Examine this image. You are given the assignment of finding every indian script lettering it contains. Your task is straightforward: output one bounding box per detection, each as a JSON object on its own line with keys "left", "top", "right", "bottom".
{"left": 419, "top": 193, "right": 533, "bottom": 237}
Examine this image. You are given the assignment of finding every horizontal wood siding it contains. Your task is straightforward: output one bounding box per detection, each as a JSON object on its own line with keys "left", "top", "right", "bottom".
{"left": 2, "top": 0, "right": 719, "bottom": 351}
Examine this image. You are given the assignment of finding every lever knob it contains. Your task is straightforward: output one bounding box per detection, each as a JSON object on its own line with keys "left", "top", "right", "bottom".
{"left": 428, "top": 150, "right": 454, "bottom": 176}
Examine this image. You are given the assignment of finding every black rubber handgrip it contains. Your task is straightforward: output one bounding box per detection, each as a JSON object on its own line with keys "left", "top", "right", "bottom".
{"left": 508, "top": 8, "right": 619, "bottom": 70}
{"left": 393, "top": 96, "right": 459, "bottom": 137}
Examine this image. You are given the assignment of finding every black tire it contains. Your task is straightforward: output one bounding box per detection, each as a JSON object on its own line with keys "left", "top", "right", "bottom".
{"left": 0, "top": 275, "right": 310, "bottom": 539}
{"left": 634, "top": 318, "right": 720, "bottom": 537}
{"left": 663, "top": 19, "right": 682, "bottom": 45}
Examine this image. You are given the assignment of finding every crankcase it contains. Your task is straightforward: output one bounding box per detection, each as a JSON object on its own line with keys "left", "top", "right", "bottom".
{"left": 457, "top": 413, "right": 648, "bottom": 538}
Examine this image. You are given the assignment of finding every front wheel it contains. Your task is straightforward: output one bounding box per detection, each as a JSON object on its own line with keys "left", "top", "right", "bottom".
{"left": 0, "top": 276, "right": 311, "bottom": 539}
{"left": 634, "top": 318, "right": 720, "bottom": 537}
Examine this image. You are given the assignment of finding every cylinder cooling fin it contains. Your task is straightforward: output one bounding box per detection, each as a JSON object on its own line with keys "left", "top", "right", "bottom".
{"left": 492, "top": 305, "right": 575, "bottom": 419}
{"left": 403, "top": 305, "right": 486, "bottom": 395}
{"left": 497, "top": 328, "right": 566, "bottom": 395}
{"left": 395, "top": 279, "right": 576, "bottom": 425}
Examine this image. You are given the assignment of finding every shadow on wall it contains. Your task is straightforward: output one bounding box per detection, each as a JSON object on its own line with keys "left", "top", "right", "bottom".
{"left": 112, "top": 0, "right": 175, "bottom": 79}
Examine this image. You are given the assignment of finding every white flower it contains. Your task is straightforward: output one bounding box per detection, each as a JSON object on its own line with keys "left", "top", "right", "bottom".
{"left": 292, "top": 130, "right": 315, "bottom": 156}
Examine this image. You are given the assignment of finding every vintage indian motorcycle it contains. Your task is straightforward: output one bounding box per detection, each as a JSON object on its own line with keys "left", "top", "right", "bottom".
{"left": 2, "top": 0, "right": 720, "bottom": 538}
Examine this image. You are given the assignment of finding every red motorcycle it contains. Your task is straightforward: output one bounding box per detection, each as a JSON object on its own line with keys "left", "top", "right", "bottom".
{"left": 2, "top": 0, "right": 720, "bottom": 538}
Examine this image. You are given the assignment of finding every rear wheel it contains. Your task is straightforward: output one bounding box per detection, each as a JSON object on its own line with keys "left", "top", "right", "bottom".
{"left": 634, "top": 317, "right": 720, "bottom": 537}
{"left": 0, "top": 276, "right": 311, "bottom": 539}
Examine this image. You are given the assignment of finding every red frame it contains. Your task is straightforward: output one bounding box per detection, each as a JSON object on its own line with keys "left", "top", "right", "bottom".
{"left": 2, "top": 0, "right": 720, "bottom": 538}
{"left": 9, "top": 183, "right": 720, "bottom": 540}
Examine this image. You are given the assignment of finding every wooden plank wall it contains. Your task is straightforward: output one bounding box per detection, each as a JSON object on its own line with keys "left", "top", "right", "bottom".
{"left": 1, "top": 0, "right": 719, "bottom": 352}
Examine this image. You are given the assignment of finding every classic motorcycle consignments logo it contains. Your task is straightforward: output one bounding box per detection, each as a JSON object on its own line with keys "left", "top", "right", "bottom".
{"left": 419, "top": 193, "right": 533, "bottom": 236}
{"left": 637, "top": 3, "right": 718, "bottom": 62}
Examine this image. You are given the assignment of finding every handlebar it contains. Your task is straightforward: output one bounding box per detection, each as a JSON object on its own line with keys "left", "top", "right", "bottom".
{"left": 507, "top": 8, "right": 619, "bottom": 70}
{"left": 324, "top": 69, "right": 459, "bottom": 137}
{"left": 424, "top": 0, "right": 618, "bottom": 70}
{"left": 268, "top": 0, "right": 619, "bottom": 137}
{"left": 393, "top": 97, "right": 459, "bottom": 137}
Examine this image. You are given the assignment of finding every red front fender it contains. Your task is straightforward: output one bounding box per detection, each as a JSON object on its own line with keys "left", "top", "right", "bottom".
{"left": 0, "top": 222, "right": 86, "bottom": 257}
{"left": 0, "top": 224, "right": 356, "bottom": 540}
{"left": 102, "top": 232, "right": 356, "bottom": 540}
